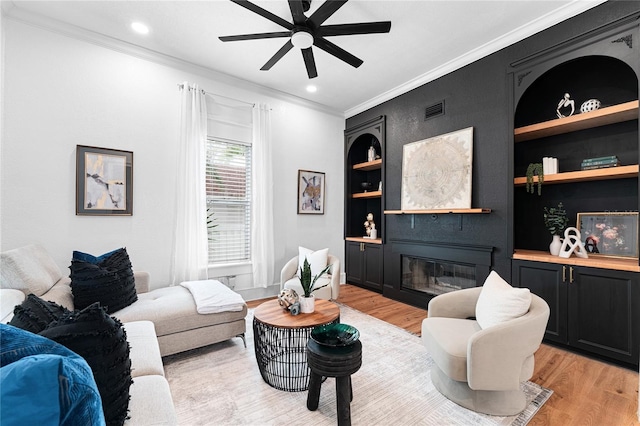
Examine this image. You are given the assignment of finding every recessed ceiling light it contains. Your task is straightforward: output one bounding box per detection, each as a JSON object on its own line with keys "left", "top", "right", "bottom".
{"left": 306, "top": 85, "right": 317, "bottom": 93}
{"left": 131, "top": 22, "right": 149, "bottom": 35}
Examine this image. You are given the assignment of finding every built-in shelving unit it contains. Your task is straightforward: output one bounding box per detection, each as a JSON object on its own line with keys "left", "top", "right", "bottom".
{"left": 344, "top": 116, "right": 386, "bottom": 292}
{"left": 510, "top": 32, "right": 640, "bottom": 368}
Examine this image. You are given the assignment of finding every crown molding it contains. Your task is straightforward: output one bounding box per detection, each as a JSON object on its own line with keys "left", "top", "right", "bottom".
{"left": 3, "top": 5, "right": 343, "bottom": 118}
{"left": 344, "top": 0, "right": 608, "bottom": 118}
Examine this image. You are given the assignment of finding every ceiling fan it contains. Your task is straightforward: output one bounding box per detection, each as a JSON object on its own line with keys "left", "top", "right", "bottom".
{"left": 219, "top": 0, "right": 391, "bottom": 79}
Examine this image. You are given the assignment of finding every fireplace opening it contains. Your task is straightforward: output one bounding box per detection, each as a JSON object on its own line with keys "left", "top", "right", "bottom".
{"left": 401, "top": 256, "right": 476, "bottom": 297}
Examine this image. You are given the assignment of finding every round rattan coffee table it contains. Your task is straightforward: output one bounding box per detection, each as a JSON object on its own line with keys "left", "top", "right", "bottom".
{"left": 253, "top": 299, "right": 340, "bottom": 392}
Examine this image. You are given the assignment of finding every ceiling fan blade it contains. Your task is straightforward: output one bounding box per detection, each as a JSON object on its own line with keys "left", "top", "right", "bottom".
{"left": 260, "top": 40, "right": 294, "bottom": 70}
{"left": 301, "top": 48, "right": 318, "bottom": 79}
{"left": 288, "top": 0, "right": 306, "bottom": 25}
{"left": 309, "top": 0, "right": 348, "bottom": 27}
{"left": 230, "top": 0, "right": 294, "bottom": 30}
{"left": 319, "top": 21, "right": 391, "bottom": 37}
{"left": 313, "top": 37, "right": 363, "bottom": 68}
{"left": 219, "top": 31, "right": 292, "bottom": 42}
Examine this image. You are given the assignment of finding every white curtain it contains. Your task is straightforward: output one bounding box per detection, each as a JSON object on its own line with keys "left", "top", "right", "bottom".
{"left": 170, "top": 82, "right": 209, "bottom": 285}
{"left": 251, "top": 103, "right": 274, "bottom": 288}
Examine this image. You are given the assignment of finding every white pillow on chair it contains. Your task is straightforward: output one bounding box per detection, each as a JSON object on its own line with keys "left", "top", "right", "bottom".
{"left": 475, "top": 271, "right": 531, "bottom": 329}
{"left": 298, "top": 247, "right": 329, "bottom": 277}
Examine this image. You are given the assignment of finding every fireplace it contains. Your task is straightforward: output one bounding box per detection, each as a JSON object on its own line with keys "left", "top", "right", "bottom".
{"left": 384, "top": 240, "right": 493, "bottom": 308}
{"left": 402, "top": 256, "right": 476, "bottom": 296}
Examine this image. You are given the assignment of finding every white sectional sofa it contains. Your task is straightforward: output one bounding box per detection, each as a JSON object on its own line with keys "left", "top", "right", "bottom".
{"left": 1, "top": 244, "right": 249, "bottom": 425}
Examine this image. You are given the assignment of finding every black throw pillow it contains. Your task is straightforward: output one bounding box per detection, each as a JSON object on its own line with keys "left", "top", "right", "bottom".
{"left": 40, "top": 302, "right": 132, "bottom": 426}
{"left": 70, "top": 248, "right": 137, "bottom": 314}
{"left": 8, "top": 294, "right": 70, "bottom": 334}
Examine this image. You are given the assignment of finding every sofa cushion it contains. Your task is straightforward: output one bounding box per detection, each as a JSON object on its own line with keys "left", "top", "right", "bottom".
{"left": 422, "top": 317, "right": 481, "bottom": 382}
{"left": 9, "top": 294, "right": 70, "bottom": 334}
{"left": 113, "top": 286, "right": 246, "bottom": 337}
{"left": 126, "top": 375, "right": 177, "bottom": 426}
{"left": 122, "top": 321, "right": 164, "bottom": 378}
{"left": 1, "top": 289, "right": 26, "bottom": 323}
{"left": 283, "top": 276, "right": 332, "bottom": 300}
{"left": 0, "top": 324, "right": 105, "bottom": 426}
{"left": 475, "top": 271, "right": 532, "bottom": 329}
{"left": 0, "top": 244, "right": 63, "bottom": 297}
{"left": 40, "top": 303, "right": 132, "bottom": 426}
{"left": 70, "top": 248, "right": 137, "bottom": 314}
{"left": 298, "top": 247, "right": 329, "bottom": 278}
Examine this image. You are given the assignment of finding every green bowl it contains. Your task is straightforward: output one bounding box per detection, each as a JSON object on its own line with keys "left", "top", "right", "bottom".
{"left": 311, "top": 323, "right": 360, "bottom": 347}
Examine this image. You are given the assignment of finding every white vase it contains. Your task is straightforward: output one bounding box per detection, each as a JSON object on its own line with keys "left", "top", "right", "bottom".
{"left": 549, "top": 235, "right": 563, "bottom": 256}
{"left": 299, "top": 295, "right": 315, "bottom": 313}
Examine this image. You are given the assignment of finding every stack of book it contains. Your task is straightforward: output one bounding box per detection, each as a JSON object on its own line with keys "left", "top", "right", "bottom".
{"left": 580, "top": 155, "right": 620, "bottom": 170}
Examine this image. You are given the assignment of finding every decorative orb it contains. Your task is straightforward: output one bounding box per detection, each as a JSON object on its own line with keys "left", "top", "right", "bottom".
{"left": 360, "top": 182, "right": 372, "bottom": 191}
{"left": 278, "top": 288, "right": 299, "bottom": 309}
{"left": 580, "top": 99, "right": 601, "bottom": 113}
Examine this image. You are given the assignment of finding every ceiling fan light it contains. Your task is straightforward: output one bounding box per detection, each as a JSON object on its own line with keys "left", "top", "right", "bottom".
{"left": 291, "top": 31, "right": 313, "bottom": 49}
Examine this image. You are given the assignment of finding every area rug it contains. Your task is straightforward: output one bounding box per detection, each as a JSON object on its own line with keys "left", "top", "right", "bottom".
{"left": 163, "top": 305, "right": 552, "bottom": 425}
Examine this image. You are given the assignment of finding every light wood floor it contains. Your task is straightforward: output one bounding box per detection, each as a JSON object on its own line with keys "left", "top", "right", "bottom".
{"left": 248, "top": 284, "right": 639, "bottom": 425}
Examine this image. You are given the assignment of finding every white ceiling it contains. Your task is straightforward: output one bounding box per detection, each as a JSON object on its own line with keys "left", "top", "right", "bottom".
{"left": 3, "top": 0, "right": 606, "bottom": 116}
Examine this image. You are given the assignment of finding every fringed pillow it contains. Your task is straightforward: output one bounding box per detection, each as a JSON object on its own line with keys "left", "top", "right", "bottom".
{"left": 8, "top": 294, "right": 70, "bottom": 334}
{"left": 40, "top": 302, "right": 132, "bottom": 426}
{"left": 70, "top": 248, "right": 137, "bottom": 314}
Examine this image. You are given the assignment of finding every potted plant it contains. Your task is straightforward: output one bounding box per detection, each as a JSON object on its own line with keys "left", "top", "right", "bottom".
{"left": 543, "top": 202, "right": 569, "bottom": 255}
{"left": 298, "top": 257, "right": 332, "bottom": 313}
{"left": 526, "top": 162, "right": 544, "bottom": 195}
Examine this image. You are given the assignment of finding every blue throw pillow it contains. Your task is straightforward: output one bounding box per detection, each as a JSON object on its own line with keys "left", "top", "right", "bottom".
{"left": 0, "top": 324, "right": 105, "bottom": 426}
{"left": 72, "top": 248, "right": 121, "bottom": 264}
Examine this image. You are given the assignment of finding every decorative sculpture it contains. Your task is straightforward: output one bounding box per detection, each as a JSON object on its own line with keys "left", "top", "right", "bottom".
{"left": 556, "top": 93, "right": 575, "bottom": 118}
{"left": 559, "top": 227, "right": 589, "bottom": 259}
{"left": 364, "top": 213, "right": 376, "bottom": 238}
{"left": 278, "top": 288, "right": 299, "bottom": 310}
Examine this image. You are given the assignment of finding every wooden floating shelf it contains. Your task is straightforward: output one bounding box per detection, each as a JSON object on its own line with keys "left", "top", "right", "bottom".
{"left": 345, "top": 237, "right": 382, "bottom": 244}
{"left": 514, "top": 164, "right": 638, "bottom": 186}
{"left": 514, "top": 100, "right": 639, "bottom": 142}
{"left": 352, "top": 190, "right": 382, "bottom": 199}
{"left": 384, "top": 208, "right": 491, "bottom": 215}
{"left": 352, "top": 159, "right": 382, "bottom": 171}
{"left": 513, "top": 250, "right": 640, "bottom": 273}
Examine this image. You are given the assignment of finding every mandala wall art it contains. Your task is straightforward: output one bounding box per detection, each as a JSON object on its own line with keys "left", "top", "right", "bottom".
{"left": 401, "top": 127, "right": 473, "bottom": 210}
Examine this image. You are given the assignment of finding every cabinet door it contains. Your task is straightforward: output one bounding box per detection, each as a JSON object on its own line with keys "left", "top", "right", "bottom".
{"left": 363, "top": 243, "right": 383, "bottom": 291}
{"left": 345, "top": 241, "right": 363, "bottom": 285}
{"left": 569, "top": 267, "right": 639, "bottom": 365}
{"left": 512, "top": 260, "right": 567, "bottom": 344}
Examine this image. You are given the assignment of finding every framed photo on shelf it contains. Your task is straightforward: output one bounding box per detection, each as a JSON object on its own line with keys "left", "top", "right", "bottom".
{"left": 577, "top": 212, "right": 639, "bottom": 259}
{"left": 76, "top": 145, "right": 133, "bottom": 216}
{"left": 297, "top": 170, "right": 325, "bottom": 214}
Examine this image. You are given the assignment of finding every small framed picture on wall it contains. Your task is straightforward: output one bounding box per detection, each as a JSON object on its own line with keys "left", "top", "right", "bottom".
{"left": 297, "top": 170, "right": 325, "bottom": 214}
{"left": 76, "top": 145, "right": 133, "bottom": 215}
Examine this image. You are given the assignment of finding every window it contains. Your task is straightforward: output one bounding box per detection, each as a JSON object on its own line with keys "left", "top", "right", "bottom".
{"left": 206, "top": 138, "right": 252, "bottom": 264}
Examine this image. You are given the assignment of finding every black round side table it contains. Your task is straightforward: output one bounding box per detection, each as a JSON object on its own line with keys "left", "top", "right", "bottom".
{"left": 306, "top": 338, "right": 362, "bottom": 426}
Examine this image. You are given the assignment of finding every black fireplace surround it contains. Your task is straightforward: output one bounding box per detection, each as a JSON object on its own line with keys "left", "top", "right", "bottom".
{"left": 384, "top": 240, "right": 493, "bottom": 309}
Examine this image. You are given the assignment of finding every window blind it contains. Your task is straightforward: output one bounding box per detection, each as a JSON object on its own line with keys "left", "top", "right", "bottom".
{"left": 206, "top": 138, "right": 252, "bottom": 264}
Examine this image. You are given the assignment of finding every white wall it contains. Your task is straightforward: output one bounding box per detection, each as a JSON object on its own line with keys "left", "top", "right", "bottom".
{"left": 0, "top": 17, "right": 345, "bottom": 299}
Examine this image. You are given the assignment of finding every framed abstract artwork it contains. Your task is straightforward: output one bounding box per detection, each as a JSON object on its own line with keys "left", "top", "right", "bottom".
{"left": 76, "top": 145, "right": 133, "bottom": 215}
{"left": 298, "top": 170, "right": 325, "bottom": 214}
{"left": 577, "top": 212, "right": 638, "bottom": 259}
{"left": 401, "top": 127, "right": 473, "bottom": 210}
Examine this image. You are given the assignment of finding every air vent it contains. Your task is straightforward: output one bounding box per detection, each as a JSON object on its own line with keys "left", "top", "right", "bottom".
{"left": 425, "top": 101, "right": 445, "bottom": 120}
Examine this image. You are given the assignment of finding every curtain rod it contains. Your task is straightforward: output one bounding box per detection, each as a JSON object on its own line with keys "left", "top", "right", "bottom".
{"left": 177, "top": 83, "right": 255, "bottom": 107}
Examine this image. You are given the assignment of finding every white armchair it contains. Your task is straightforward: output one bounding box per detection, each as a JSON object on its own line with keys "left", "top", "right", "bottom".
{"left": 280, "top": 254, "right": 341, "bottom": 300}
{"left": 422, "top": 278, "right": 549, "bottom": 416}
